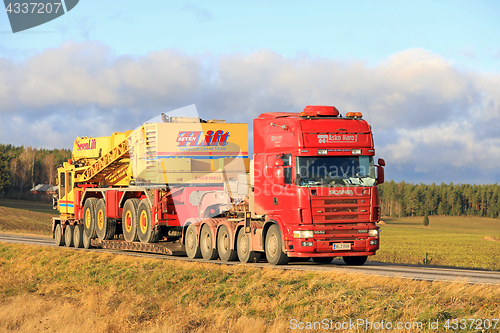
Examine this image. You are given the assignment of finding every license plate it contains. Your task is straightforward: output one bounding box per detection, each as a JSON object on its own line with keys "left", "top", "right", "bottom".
{"left": 333, "top": 243, "right": 351, "bottom": 250}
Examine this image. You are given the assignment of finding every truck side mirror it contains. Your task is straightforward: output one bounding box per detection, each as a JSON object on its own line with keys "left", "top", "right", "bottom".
{"left": 376, "top": 158, "right": 385, "bottom": 184}
{"left": 376, "top": 165, "right": 384, "bottom": 184}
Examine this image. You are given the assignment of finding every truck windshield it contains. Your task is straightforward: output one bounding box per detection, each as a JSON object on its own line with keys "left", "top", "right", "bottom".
{"left": 296, "top": 156, "right": 376, "bottom": 186}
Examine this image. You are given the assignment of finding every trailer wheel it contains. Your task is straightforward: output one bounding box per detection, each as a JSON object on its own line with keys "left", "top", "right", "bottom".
{"left": 74, "top": 225, "right": 84, "bottom": 248}
{"left": 200, "top": 224, "right": 218, "bottom": 260}
{"left": 343, "top": 256, "right": 367, "bottom": 266}
{"left": 237, "top": 228, "right": 261, "bottom": 263}
{"left": 185, "top": 224, "right": 201, "bottom": 259}
{"left": 54, "top": 224, "right": 64, "bottom": 246}
{"left": 64, "top": 225, "right": 74, "bottom": 247}
{"left": 122, "top": 198, "right": 140, "bottom": 242}
{"left": 96, "top": 199, "right": 116, "bottom": 241}
{"left": 265, "top": 224, "right": 289, "bottom": 265}
{"left": 83, "top": 197, "right": 98, "bottom": 238}
{"left": 217, "top": 225, "right": 237, "bottom": 262}
{"left": 312, "top": 257, "right": 333, "bottom": 264}
{"left": 83, "top": 232, "right": 93, "bottom": 249}
{"left": 137, "top": 199, "right": 160, "bottom": 243}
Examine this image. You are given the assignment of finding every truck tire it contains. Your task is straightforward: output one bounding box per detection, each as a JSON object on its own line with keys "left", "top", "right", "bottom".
{"left": 237, "top": 228, "right": 261, "bottom": 263}
{"left": 74, "top": 224, "right": 84, "bottom": 248}
{"left": 64, "top": 225, "right": 74, "bottom": 247}
{"left": 200, "top": 224, "right": 218, "bottom": 260}
{"left": 185, "top": 224, "right": 201, "bottom": 259}
{"left": 265, "top": 224, "right": 289, "bottom": 265}
{"left": 54, "top": 224, "right": 64, "bottom": 246}
{"left": 343, "top": 256, "right": 367, "bottom": 266}
{"left": 83, "top": 232, "right": 92, "bottom": 249}
{"left": 96, "top": 199, "right": 116, "bottom": 240}
{"left": 83, "top": 197, "right": 98, "bottom": 238}
{"left": 122, "top": 198, "right": 140, "bottom": 242}
{"left": 137, "top": 199, "right": 160, "bottom": 243}
{"left": 217, "top": 225, "right": 237, "bottom": 262}
{"left": 312, "top": 257, "right": 333, "bottom": 264}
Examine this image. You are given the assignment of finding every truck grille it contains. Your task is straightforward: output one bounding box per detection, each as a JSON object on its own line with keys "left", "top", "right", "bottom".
{"left": 312, "top": 195, "right": 370, "bottom": 223}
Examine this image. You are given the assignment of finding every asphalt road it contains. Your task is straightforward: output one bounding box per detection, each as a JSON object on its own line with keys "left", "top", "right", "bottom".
{"left": 1, "top": 233, "right": 499, "bottom": 285}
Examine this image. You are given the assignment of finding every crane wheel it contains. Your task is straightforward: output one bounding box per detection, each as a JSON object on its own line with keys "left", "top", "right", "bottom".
{"left": 237, "top": 228, "right": 261, "bottom": 263}
{"left": 74, "top": 225, "right": 84, "bottom": 248}
{"left": 96, "top": 199, "right": 116, "bottom": 240}
{"left": 83, "top": 197, "right": 98, "bottom": 238}
{"left": 54, "top": 224, "right": 64, "bottom": 246}
{"left": 217, "top": 225, "right": 237, "bottom": 262}
{"left": 64, "top": 225, "right": 74, "bottom": 247}
{"left": 137, "top": 199, "right": 160, "bottom": 243}
{"left": 122, "top": 198, "right": 140, "bottom": 242}
{"left": 83, "top": 232, "right": 93, "bottom": 249}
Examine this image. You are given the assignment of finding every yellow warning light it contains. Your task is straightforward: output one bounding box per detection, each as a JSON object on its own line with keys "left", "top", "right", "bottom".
{"left": 246, "top": 212, "right": 251, "bottom": 218}
{"left": 346, "top": 112, "right": 363, "bottom": 118}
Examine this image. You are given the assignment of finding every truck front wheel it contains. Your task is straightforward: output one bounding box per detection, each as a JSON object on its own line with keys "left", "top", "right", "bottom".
{"left": 343, "top": 256, "right": 367, "bottom": 266}
{"left": 265, "top": 224, "right": 289, "bottom": 265}
{"left": 237, "top": 228, "right": 261, "bottom": 263}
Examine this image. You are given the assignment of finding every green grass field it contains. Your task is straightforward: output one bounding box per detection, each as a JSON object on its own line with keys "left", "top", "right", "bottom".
{"left": 372, "top": 216, "right": 500, "bottom": 271}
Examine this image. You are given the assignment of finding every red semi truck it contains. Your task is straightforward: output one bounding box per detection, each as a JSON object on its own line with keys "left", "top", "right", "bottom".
{"left": 53, "top": 105, "right": 384, "bottom": 265}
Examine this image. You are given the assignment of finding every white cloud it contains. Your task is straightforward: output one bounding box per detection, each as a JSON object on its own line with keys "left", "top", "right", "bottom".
{"left": 2, "top": 42, "right": 500, "bottom": 183}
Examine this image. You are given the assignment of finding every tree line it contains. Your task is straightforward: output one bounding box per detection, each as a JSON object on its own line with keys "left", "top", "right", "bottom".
{"left": 0, "top": 144, "right": 71, "bottom": 194}
{"left": 379, "top": 180, "right": 500, "bottom": 218}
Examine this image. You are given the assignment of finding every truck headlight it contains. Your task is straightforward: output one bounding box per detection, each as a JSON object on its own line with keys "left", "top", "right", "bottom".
{"left": 368, "top": 229, "right": 379, "bottom": 237}
{"left": 293, "top": 230, "right": 314, "bottom": 238}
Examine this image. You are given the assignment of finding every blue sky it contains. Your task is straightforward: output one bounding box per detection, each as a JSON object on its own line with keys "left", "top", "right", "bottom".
{"left": 1, "top": 0, "right": 500, "bottom": 184}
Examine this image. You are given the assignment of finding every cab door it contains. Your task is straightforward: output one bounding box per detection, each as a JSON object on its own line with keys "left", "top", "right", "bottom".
{"left": 58, "top": 171, "right": 74, "bottom": 214}
{"left": 58, "top": 171, "right": 67, "bottom": 214}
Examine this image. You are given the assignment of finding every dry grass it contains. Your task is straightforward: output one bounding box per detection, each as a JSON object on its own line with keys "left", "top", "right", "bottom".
{"left": 0, "top": 243, "right": 498, "bottom": 332}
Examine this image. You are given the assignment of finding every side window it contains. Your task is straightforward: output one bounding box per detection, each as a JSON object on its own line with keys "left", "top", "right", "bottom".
{"left": 282, "top": 154, "right": 292, "bottom": 184}
{"left": 59, "top": 172, "right": 65, "bottom": 198}
{"left": 67, "top": 172, "right": 72, "bottom": 191}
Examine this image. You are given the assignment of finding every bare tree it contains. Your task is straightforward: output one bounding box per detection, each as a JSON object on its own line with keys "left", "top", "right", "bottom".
{"left": 42, "top": 154, "right": 57, "bottom": 185}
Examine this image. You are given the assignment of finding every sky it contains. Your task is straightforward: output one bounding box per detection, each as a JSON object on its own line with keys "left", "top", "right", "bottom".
{"left": 1, "top": 0, "right": 500, "bottom": 184}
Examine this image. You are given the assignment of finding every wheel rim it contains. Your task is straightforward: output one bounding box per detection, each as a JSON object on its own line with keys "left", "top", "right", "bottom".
{"left": 97, "top": 209, "right": 104, "bottom": 230}
{"left": 222, "top": 233, "right": 229, "bottom": 252}
{"left": 125, "top": 211, "right": 133, "bottom": 233}
{"left": 268, "top": 233, "right": 278, "bottom": 257}
{"left": 202, "top": 230, "right": 210, "bottom": 251}
{"left": 187, "top": 230, "right": 195, "bottom": 251}
{"left": 240, "top": 234, "right": 248, "bottom": 255}
{"left": 140, "top": 211, "right": 148, "bottom": 234}
{"left": 85, "top": 209, "right": 91, "bottom": 229}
